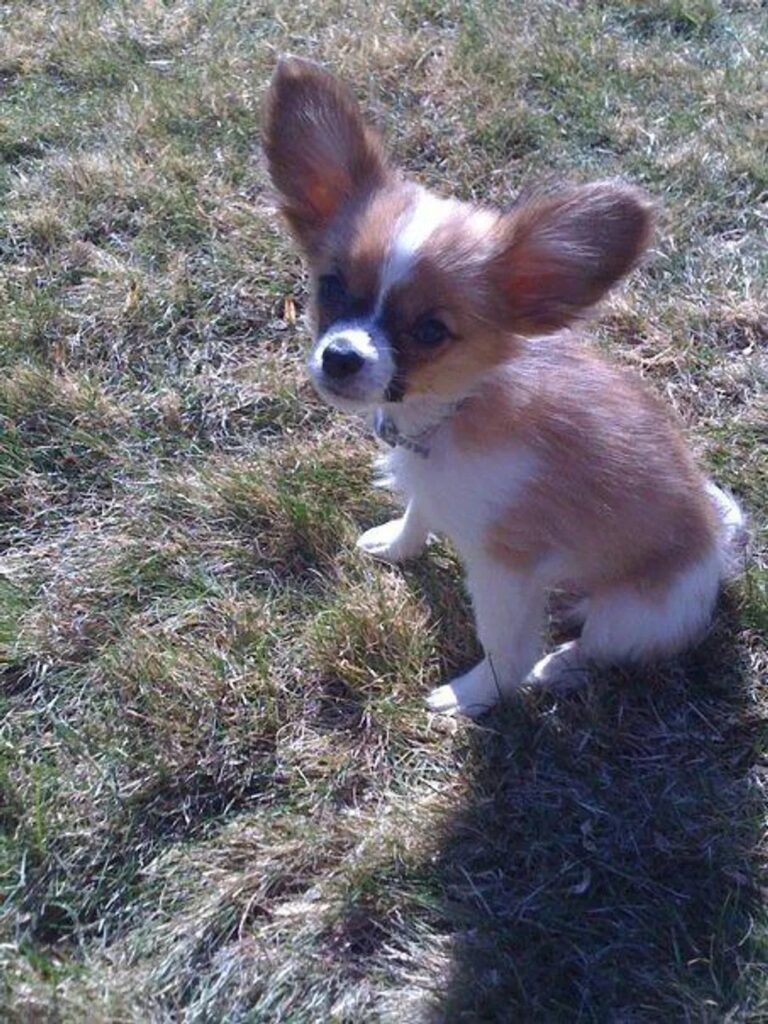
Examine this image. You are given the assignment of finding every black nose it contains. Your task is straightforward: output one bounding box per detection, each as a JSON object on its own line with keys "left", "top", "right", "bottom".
{"left": 322, "top": 341, "right": 365, "bottom": 381}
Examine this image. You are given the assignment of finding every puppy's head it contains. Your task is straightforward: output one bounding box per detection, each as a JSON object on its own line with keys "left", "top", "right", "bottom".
{"left": 264, "top": 58, "right": 655, "bottom": 412}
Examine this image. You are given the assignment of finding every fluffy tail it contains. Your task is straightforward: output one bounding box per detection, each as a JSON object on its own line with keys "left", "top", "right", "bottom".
{"left": 706, "top": 480, "right": 748, "bottom": 579}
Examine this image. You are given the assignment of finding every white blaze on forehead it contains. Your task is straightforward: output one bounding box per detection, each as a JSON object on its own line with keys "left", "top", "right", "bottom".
{"left": 375, "top": 191, "right": 458, "bottom": 314}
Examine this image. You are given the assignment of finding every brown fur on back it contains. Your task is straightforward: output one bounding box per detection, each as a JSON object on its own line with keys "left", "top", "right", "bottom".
{"left": 452, "top": 336, "right": 719, "bottom": 591}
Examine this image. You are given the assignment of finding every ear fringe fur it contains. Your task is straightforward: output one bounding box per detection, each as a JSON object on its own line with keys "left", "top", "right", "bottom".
{"left": 262, "top": 57, "right": 388, "bottom": 246}
{"left": 490, "top": 179, "right": 656, "bottom": 336}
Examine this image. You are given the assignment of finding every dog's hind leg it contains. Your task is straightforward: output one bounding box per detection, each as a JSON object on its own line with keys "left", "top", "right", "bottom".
{"left": 579, "top": 548, "right": 722, "bottom": 666}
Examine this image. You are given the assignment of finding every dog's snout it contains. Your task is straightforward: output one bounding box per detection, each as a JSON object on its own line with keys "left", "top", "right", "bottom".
{"left": 309, "top": 324, "right": 392, "bottom": 408}
{"left": 322, "top": 340, "right": 365, "bottom": 380}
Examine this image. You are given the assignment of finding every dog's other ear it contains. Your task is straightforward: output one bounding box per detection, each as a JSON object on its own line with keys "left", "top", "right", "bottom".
{"left": 263, "top": 57, "right": 388, "bottom": 250}
{"left": 490, "top": 181, "right": 655, "bottom": 336}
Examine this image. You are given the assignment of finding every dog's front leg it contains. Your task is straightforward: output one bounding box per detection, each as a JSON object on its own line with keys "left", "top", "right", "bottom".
{"left": 428, "top": 559, "right": 545, "bottom": 717}
{"left": 357, "top": 499, "right": 430, "bottom": 563}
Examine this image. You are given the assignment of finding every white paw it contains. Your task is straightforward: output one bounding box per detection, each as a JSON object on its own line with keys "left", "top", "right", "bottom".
{"left": 528, "top": 641, "right": 589, "bottom": 691}
{"left": 356, "top": 518, "right": 425, "bottom": 563}
{"left": 426, "top": 659, "right": 501, "bottom": 718}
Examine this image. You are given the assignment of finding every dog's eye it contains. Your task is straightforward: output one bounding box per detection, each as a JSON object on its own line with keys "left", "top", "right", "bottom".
{"left": 318, "top": 274, "right": 346, "bottom": 305}
{"left": 413, "top": 317, "right": 450, "bottom": 347}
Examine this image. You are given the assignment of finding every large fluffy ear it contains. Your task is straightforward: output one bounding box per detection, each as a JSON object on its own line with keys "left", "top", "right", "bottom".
{"left": 262, "top": 57, "right": 389, "bottom": 249}
{"left": 490, "top": 182, "right": 655, "bottom": 336}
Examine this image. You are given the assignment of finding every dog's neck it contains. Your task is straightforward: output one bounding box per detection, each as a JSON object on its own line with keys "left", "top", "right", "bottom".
{"left": 373, "top": 395, "right": 466, "bottom": 457}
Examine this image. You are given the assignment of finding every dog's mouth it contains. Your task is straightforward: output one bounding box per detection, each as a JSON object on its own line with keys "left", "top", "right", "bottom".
{"left": 309, "top": 370, "right": 388, "bottom": 412}
{"left": 383, "top": 375, "right": 405, "bottom": 403}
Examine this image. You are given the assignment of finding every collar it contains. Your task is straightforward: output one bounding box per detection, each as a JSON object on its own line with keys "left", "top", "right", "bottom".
{"left": 372, "top": 401, "right": 465, "bottom": 458}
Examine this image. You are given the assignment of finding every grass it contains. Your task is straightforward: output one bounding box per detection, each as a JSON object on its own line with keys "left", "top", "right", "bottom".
{"left": 0, "top": 0, "right": 766, "bottom": 1020}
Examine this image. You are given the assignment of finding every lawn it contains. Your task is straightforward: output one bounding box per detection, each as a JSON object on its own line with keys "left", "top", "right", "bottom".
{"left": 0, "top": 1, "right": 766, "bottom": 1020}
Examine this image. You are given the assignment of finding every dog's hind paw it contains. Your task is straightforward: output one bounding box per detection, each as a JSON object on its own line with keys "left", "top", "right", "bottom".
{"left": 528, "top": 641, "right": 590, "bottom": 691}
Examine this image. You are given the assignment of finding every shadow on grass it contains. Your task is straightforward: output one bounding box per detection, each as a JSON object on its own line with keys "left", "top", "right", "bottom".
{"left": 424, "top": 594, "right": 765, "bottom": 1021}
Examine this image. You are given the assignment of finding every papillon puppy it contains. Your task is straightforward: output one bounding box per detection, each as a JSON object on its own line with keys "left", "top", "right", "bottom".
{"left": 263, "top": 58, "right": 745, "bottom": 716}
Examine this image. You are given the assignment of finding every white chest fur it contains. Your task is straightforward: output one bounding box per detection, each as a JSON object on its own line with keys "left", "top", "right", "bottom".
{"left": 378, "top": 431, "right": 539, "bottom": 558}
